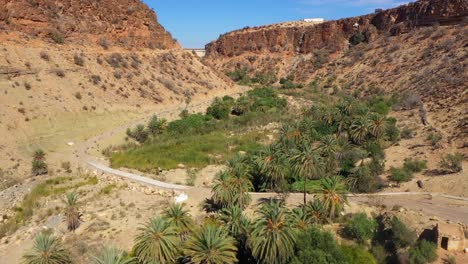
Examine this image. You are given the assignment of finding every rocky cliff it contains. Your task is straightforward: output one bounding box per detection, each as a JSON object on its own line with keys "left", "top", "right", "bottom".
{"left": 205, "top": 0, "right": 468, "bottom": 144}
{"left": 0, "top": 0, "right": 179, "bottom": 49}
{"left": 206, "top": 0, "right": 467, "bottom": 58}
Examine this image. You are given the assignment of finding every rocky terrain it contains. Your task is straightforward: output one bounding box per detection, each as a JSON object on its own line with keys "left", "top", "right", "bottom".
{"left": 0, "top": 0, "right": 234, "bottom": 175}
{"left": 0, "top": 0, "right": 178, "bottom": 49}
{"left": 205, "top": 0, "right": 468, "bottom": 145}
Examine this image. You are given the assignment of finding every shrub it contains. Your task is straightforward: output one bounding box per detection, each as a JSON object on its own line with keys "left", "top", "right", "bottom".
{"left": 90, "top": 75, "right": 101, "bottom": 84}
{"left": 61, "top": 162, "right": 72, "bottom": 173}
{"left": 447, "top": 255, "right": 456, "bottom": 264}
{"left": 206, "top": 97, "right": 232, "bottom": 120}
{"left": 403, "top": 158, "right": 427, "bottom": 173}
{"left": 408, "top": 240, "right": 437, "bottom": 264}
{"left": 126, "top": 124, "right": 149, "bottom": 143}
{"left": 251, "top": 71, "right": 277, "bottom": 85}
{"left": 167, "top": 114, "right": 214, "bottom": 135}
{"left": 147, "top": 115, "right": 166, "bottom": 136}
{"left": 385, "top": 119, "right": 400, "bottom": 143}
{"left": 98, "top": 38, "right": 109, "bottom": 49}
{"left": 247, "top": 87, "right": 287, "bottom": 112}
{"left": 291, "top": 226, "right": 348, "bottom": 264}
{"left": 73, "top": 55, "right": 85, "bottom": 66}
{"left": 401, "top": 127, "right": 414, "bottom": 139}
{"left": 40, "top": 51, "right": 50, "bottom": 61}
{"left": 74, "top": 92, "right": 82, "bottom": 100}
{"left": 350, "top": 32, "right": 366, "bottom": 45}
{"left": 391, "top": 217, "right": 417, "bottom": 248}
{"left": 32, "top": 160, "right": 48, "bottom": 176}
{"left": 426, "top": 132, "right": 442, "bottom": 147}
{"left": 439, "top": 153, "right": 463, "bottom": 173}
{"left": 390, "top": 167, "right": 413, "bottom": 183}
{"left": 50, "top": 31, "right": 65, "bottom": 44}
{"left": 341, "top": 245, "right": 377, "bottom": 264}
{"left": 226, "top": 68, "right": 249, "bottom": 83}
{"left": 344, "top": 213, "right": 377, "bottom": 243}
{"left": 24, "top": 82, "right": 32, "bottom": 90}
{"left": 371, "top": 245, "right": 387, "bottom": 264}
{"left": 54, "top": 69, "right": 65, "bottom": 78}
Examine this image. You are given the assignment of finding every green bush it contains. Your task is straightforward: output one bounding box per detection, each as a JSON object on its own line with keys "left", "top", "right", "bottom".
{"left": 391, "top": 217, "right": 417, "bottom": 248}
{"left": 251, "top": 71, "right": 277, "bottom": 85}
{"left": 447, "top": 255, "right": 456, "bottom": 264}
{"left": 126, "top": 124, "right": 149, "bottom": 143}
{"left": 206, "top": 97, "right": 232, "bottom": 120}
{"left": 403, "top": 158, "right": 427, "bottom": 173}
{"left": 290, "top": 226, "right": 348, "bottom": 264}
{"left": 408, "top": 240, "right": 437, "bottom": 264}
{"left": 401, "top": 127, "right": 414, "bottom": 139}
{"left": 390, "top": 167, "right": 413, "bottom": 183}
{"left": 385, "top": 118, "right": 400, "bottom": 142}
{"left": 341, "top": 245, "right": 377, "bottom": 264}
{"left": 350, "top": 32, "right": 366, "bottom": 45}
{"left": 167, "top": 114, "right": 214, "bottom": 135}
{"left": 147, "top": 115, "right": 166, "bottom": 136}
{"left": 439, "top": 153, "right": 463, "bottom": 173}
{"left": 426, "top": 132, "right": 442, "bottom": 147}
{"left": 226, "top": 68, "right": 249, "bottom": 83}
{"left": 344, "top": 213, "right": 377, "bottom": 243}
{"left": 247, "top": 87, "right": 287, "bottom": 112}
{"left": 32, "top": 160, "right": 48, "bottom": 176}
{"left": 371, "top": 245, "right": 387, "bottom": 264}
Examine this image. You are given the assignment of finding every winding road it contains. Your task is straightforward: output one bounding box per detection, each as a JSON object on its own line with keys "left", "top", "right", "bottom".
{"left": 77, "top": 86, "right": 468, "bottom": 224}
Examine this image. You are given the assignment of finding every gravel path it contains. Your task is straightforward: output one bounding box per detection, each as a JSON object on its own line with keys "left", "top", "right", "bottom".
{"left": 75, "top": 86, "right": 468, "bottom": 224}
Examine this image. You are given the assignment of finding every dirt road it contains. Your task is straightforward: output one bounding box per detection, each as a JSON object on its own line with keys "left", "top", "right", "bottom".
{"left": 76, "top": 86, "right": 468, "bottom": 224}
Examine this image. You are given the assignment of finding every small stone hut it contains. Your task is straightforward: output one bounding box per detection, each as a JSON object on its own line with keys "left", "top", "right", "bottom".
{"left": 435, "top": 223, "right": 465, "bottom": 251}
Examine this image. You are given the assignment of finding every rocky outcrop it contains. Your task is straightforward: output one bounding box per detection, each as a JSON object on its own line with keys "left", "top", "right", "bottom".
{"left": 0, "top": 0, "right": 179, "bottom": 49}
{"left": 206, "top": 0, "right": 468, "bottom": 58}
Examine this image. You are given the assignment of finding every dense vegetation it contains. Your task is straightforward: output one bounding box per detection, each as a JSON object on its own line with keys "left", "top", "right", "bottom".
{"left": 110, "top": 88, "right": 289, "bottom": 170}
{"left": 213, "top": 93, "right": 400, "bottom": 195}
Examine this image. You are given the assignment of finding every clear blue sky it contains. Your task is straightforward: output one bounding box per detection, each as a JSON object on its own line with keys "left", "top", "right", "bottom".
{"left": 143, "top": 0, "right": 408, "bottom": 48}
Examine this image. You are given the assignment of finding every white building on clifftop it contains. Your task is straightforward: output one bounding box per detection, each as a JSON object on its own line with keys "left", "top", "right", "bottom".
{"left": 303, "top": 18, "right": 325, "bottom": 23}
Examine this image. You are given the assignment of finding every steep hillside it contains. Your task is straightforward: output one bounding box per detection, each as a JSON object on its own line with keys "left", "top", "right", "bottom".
{"left": 205, "top": 0, "right": 468, "bottom": 144}
{"left": 0, "top": 0, "right": 178, "bottom": 49}
{"left": 0, "top": 0, "right": 234, "bottom": 175}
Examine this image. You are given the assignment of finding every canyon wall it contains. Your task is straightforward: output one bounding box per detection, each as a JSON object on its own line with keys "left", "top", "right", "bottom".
{"left": 0, "top": 0, "right": 179, "bottom": 49}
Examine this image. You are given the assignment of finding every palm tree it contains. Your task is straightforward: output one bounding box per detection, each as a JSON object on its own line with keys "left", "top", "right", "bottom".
{"left": 250, "top": 200, "right": 296, "bottom": 264}
{"left": 211, "top": 171, "right": 233, "bottom": 207}
{"left": 133, "top": 217, "right": 179, "bottom": 264}
{"left": 291, "top": 206, "right": 309, "bottom": 230}
{"left": 164, "top": 203, "right": 193, "bottom": 239}
{"left": 64, "top": 192, "right": 81, "bottom": 232}
{"left": 33, "top": 149, "right": 46, "bottom": 161}
{"left": 184, "top": 224, "right": 238, "bottom": 264}
{"left": 147, "top": 115, "right": 166, "bottom": 136}
{"left": 23, "top": 233, "right": 72, "bottom": 264}
{"left": 290, "top": 143, "right": 323, "bottom": 205}
{"left": 349, "top": 116, "right": 371, "bottom": 144}
{"left": 369, "top": 113, "right": 385, "bottom": 139}
{"left": 93, "top": 246, "right": 135, "bottom": 264}
{"left": 219, "top": 206, "right": 250, "bottom": 238}
{"left": 305, "top": 199, "right": 328, "bottom": 224}
{"left": 256, "top": 145, "right": 289, "bottom": 192}
{"left": 227, "top": 155, "right": 253, "bottom": 209}
{"left": 312, "top": 176, "right": 348, "bottom": 222}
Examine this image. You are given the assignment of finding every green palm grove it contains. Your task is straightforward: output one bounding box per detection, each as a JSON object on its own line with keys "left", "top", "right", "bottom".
{"left": 22, "top": 91, "right": 408, "bottom": 264}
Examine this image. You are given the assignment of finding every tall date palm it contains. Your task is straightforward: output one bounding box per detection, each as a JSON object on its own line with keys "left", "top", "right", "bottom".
{"left": 250, "top": 200, "right": 296, "bottom": 264}
{"left": 133, "top": 217, "right": 179, "bottom": 264}
{"left": 22, "top": 233, "right": 72, "bottom": 264}
{"left": 184, "top": 224, "right": 238, "bottom": 264}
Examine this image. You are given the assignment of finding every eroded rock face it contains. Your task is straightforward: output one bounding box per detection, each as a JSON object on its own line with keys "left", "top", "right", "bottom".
{"left": 205, "top": 0, "right": 468, "bottom": 58}
{"left": 0, "top": 0, "right": 179, "bottom": 49}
